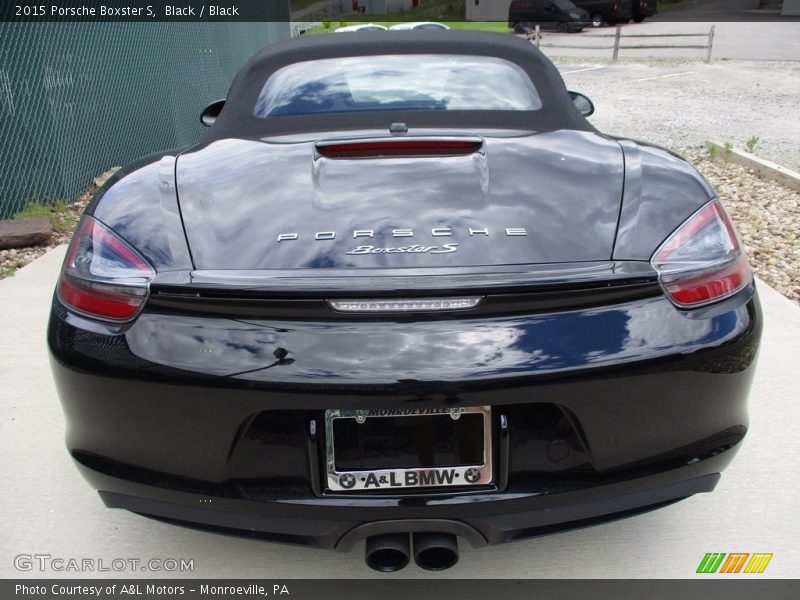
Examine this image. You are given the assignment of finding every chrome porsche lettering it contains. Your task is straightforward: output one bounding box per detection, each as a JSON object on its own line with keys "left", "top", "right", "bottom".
{"left": 275, "top": 226, "right": 527, "bottom": 242}
{"left": 346, "top": 244, "right": 458, "bottom": 255}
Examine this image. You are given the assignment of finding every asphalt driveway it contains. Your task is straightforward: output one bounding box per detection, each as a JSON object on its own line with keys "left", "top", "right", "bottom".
{"left": 1, "top": 246, "right": 798, "bottom": 578}
{"left": 558, "top": 61, "right": 800, "bottom": 171}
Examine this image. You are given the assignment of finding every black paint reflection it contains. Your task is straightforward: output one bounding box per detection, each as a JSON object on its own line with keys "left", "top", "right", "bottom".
{"left": 126, "top": 296, "right": 752, "bottom": 384}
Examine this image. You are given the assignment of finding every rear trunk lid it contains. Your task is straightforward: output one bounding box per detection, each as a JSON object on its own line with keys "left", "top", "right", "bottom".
{"left": 175, "top": 130, "right": 624, "bottom": 272}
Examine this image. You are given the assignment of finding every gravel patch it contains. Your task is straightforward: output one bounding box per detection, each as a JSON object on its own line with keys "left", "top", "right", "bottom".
{"left": 686, "top": 149, "right": 800, "bottom": 305}
{"left": 560, "top": 59, "right": 800, "bottom": 304}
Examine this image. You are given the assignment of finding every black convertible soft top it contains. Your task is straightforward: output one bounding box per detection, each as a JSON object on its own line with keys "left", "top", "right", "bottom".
{"left": 203, "top": 30, "right": 594, "bottom": 141}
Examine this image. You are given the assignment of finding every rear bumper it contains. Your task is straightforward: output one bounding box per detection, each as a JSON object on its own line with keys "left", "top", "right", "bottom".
{"left": 87, "top": 461, "right": 724, "bottom": 550}
{"left": 49, "top": 289, "right": 761, "bottom": 550}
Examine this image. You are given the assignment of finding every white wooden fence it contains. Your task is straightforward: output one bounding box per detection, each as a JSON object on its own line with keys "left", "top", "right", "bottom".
{"left": 528, "top": 25, "right": 717, "bottom": 63}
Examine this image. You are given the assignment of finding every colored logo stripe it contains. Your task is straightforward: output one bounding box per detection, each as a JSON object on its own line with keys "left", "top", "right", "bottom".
{"left": 744, "top": 553, "right": 773, "bottom": 574}
{"left": 696, "top": 553, "right": 772, "bottom": 574}
{"left": 697, "top": 553, "right": 726, "bottom": 573}
{"left": 719, "top": 553, "right": 749, "bottom": 573}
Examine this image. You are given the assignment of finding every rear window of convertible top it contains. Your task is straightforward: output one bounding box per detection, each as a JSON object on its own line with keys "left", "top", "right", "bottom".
{"left": 254, "top": 54, "right": 542, "bottom": 117}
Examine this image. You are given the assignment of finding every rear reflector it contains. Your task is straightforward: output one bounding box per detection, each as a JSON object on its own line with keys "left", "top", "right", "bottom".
{"left": 662, "top": 259, "right": 750, "bottom": 307}
{"left": 59, "top": 277, "right": 148, "bottom": 321}
{"left": 316, "top": 139, "right": 483, "bottom": 159}
{"left": 328, "top": 297, "right": 483, "bottom": 313}
{"left": 652, "top": 199, "right": 751, "bottom": 308}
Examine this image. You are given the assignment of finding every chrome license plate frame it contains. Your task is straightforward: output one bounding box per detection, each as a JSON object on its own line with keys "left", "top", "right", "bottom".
{"left": 324, "top": 406, "right": 493, "bottom": 492}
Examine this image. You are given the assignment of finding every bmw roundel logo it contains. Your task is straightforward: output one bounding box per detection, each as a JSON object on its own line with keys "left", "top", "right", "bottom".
{"left": 464, "top": 468, "right": 481, "bottom": 484}
{"left": 339, "top": 473, "right": 356, "bottom": 489}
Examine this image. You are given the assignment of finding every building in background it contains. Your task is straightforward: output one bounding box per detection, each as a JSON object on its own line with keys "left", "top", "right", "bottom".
{"left": 358, "top": 0, "right": 420, "bottom": 14}
{"left": 466, "top": 0, "right": 514, "bottom": 20}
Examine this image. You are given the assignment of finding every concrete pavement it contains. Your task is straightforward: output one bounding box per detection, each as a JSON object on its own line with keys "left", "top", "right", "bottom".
{"left": 1, "top": 246, "right": 798, "bottom": 578}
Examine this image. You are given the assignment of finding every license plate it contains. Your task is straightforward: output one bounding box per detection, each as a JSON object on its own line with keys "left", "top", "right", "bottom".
{"left": 324, "top": 406, "right": 492, "bottom": 492}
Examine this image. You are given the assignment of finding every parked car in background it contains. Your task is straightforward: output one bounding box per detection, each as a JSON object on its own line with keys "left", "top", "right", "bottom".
{"left": 335, "top": 23, "right": 388, "bottom": 33}
{"left": 632, "top": 0, "right": 657, "bottom": 22}
{"left": 571, "top": 0, "right": 633, "bottom": 27}
{"left": 508, "top": 0, "right": 591, "bottom": 33}
{"left": 389, "top": 22, "right": 450, "bottom": 30}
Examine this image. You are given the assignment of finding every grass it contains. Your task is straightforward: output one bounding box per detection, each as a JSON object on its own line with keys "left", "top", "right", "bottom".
{"left": 308, "top": 0, "right": 467, "bottom": 31}
{"left": 13, "top": 201, "right": 78, "bottom": 234}
{"left": 306, "top": 0, "right": 693, "bottom": 34}
{"left": 345, "top": 0, "right": 465, "bottom": 21}
{"left": 746, "top": 135, "right": 761, "bottom": 154}
{"left": 289, "top": 0, "right": 326, "bottom": 13}
{"left": 657, "top": 0, "right": 696, "bottom": 13}
{"left": 0, "top": 258, "right": 25, "bottom": 279}
{"left": 438, "top": 21, "right": 511, "bottom": 33}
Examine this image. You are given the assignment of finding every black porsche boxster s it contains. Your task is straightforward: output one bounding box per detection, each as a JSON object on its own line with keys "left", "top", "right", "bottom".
{"left": 49, "top": 31, "right": 761, "bottom": 572}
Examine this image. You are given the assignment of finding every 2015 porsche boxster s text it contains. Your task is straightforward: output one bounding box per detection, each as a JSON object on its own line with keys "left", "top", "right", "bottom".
{"left": 49, "top": 31, "right": 761, "bottom": 572}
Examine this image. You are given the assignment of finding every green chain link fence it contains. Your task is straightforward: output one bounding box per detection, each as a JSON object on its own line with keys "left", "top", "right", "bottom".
{"left": 0, "top": 20, "right": 291, "bottom": 218}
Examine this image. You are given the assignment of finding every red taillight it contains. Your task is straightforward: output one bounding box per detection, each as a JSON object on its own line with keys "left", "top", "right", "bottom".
{"left": 652, "top": 200, "right": 751, "bottom": 308}
{"left": 316, "top": 139, "right": 483, "bottom": 159}
{"left": 57, "top": 218, "right": 154, "bottom": 322}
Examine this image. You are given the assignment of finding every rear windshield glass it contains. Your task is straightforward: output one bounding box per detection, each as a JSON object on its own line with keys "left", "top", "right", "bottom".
{"left": 254, "top": 54, "right": 542, "bottom": 117}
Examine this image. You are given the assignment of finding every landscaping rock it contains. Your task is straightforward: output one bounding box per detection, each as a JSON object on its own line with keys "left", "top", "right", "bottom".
{"left": 93, "top": 167, "right": 121, "bottom": 189}
{"left": 0, "top": 217, "right": 53, "bottom": 250}
{"left": 687, "top": 149, "right": 800, "bottom": 305}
